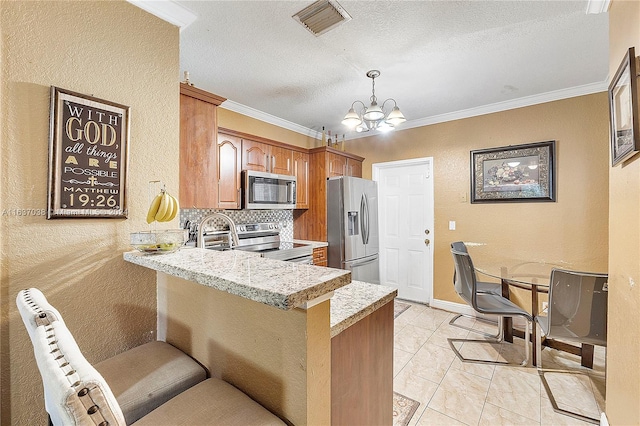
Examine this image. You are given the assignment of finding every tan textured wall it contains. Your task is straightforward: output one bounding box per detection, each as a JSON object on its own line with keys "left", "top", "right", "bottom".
{"left": 0, "top": 2, "right": 180, "bottom": 424}
{"left": 218, "top": 107, "right": 317, "bottom": 149}
{"left": 607, "top": 2, "right": 640, "bottom": 424}
{"left": 158, "top": 273, "right": 331, "bottom": 425}
{"left": 346, "top": 94, "right": 610, "bottom": 303}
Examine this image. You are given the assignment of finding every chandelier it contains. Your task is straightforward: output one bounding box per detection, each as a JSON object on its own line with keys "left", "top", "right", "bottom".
{"left": 341, "top": 70, "right": 406, "bottom": 133}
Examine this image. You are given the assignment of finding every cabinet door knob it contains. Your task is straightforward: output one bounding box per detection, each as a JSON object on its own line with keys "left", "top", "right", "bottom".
{"left": 424, "top": 239, "right": 430, "bottom": 246}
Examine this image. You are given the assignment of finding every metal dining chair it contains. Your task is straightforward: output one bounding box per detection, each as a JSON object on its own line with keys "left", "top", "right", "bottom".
{"left": 449, "top": 242, "right": 503, "bottom": 337}
{"left": 448, "top": 246, "right": 533, "bottom": 366}
{"left": 536, "top": 269, "right": 608, "bottom": 424}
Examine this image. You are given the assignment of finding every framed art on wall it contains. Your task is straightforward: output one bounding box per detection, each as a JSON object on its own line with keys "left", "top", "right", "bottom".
{"left": 48, "top": 87, "right": 130, "bottom": 219}
{"left": 471, "top": 141, "right": 556, "bottom": 203}
{"left": 608, "top": 47, "right": 639, "bottom": 166}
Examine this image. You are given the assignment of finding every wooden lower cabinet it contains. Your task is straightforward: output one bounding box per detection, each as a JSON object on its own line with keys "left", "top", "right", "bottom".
{"left": 331, "top": 300, "right": 394, "bottom": 425}
{"left": 312, "top": 247, "right": 327, "bottom": 266}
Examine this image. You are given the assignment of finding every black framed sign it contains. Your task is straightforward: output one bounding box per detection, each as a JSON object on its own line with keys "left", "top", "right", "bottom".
{"left": 471, "top": 141, "right": 556, "bottom": 203}
{"left": 48, "top": 87, "right": 129, "bottom": 219}
{"left": 608, "top": 47, "right": 639, "bottom": 166}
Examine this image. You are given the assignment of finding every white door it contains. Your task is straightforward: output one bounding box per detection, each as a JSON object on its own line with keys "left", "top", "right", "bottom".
{"left": 373, "top": 158, "right": 434, "bottom": 303}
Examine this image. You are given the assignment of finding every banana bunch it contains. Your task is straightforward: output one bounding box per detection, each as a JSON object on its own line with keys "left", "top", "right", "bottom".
{"left": 146, "top": 189, "right": 179, "bottom": 224}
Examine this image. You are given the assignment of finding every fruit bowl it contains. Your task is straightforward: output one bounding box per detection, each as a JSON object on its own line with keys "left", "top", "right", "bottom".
{"left": 130, "top": 229, "right": 187, "bottom": 254}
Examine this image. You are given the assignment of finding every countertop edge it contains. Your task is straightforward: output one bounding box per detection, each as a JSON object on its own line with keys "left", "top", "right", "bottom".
{"left": 330, "top": 282, "right": 397, "bottom": 338}
{"left": 291, "top": 239, "right": 328, "bottom": 248}
{"left": 124, "top": 249, "right": 350, "bottom": 310}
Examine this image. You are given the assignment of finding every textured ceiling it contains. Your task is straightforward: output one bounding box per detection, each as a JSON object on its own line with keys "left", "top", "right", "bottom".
{"left": 175, "top": 1, "right": 609, "bottom": 138}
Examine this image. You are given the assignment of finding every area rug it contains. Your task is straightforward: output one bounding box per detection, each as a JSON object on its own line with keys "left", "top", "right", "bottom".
{"left": 394, "top": 301, "right": 411, "bottom": 318}
{"left": 393, "top": 391, "right": 420, "bottom": 426}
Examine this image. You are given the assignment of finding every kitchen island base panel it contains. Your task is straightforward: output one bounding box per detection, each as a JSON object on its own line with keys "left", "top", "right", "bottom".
{"left": 331, "top": 299, "right": 394, "bottom": 425}
{"left": 158, "top": 273, "right": 331, "bottom": 426}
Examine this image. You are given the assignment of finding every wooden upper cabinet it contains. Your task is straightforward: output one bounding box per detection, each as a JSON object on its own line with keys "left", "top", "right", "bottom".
{"left": 241, "top": 139, "right": 269, "bottom": 172}
{"left": 270, "top": 145, "right": 293, "bottom": 175}
{"left": 242, "top": 139, "right": 293, "bottom": 175}
{"left": 295, "top": 146, "right": 365, "bottom": 241}
{"left": 328, "top": 152, "right": 347, "bottom": 177}
{"left": 217, "top": 133, "right": 242, "bottom": 209}
{"left": 347, "top": 158, "right": 362, "bottom": 178}
{"left": 179, "top": 84, "right": 226, "bottom": 209}
{"left": 293, "top": 151, "right": 309, "bottom": 209}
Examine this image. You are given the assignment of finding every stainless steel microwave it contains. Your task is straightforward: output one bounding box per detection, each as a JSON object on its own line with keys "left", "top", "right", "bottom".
{"left": 242, "top": 170, "right": 296, "bottom": 209}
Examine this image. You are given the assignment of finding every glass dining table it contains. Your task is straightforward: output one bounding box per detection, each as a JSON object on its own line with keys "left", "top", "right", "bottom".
{"left": 466, "top": 244, "right": 603, "bottom": 368}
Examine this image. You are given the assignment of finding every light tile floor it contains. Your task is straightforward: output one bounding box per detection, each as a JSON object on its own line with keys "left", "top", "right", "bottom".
{"left": 393, "top": 300, "right": 606, "bottom": 426}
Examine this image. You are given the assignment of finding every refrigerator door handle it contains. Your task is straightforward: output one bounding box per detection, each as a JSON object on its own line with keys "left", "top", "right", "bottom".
{"left": 363, "top": 193, "right": 370, "bottom": 244}
{"left": 360, "top": 194, "right": 366, "bottom": 245}
{"left": 348, "top": 255, "right": 378, "bottom": 268}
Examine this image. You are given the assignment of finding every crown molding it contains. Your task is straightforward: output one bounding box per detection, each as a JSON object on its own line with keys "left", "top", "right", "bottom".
{"left": 127, "top": 0, "right": 197, "bottom": 31}
{"left": 391, "top": 80, "right": 609, "bottom": 136}
{"left": 219, "top": 100, "right": 323, "bottom": 140}
{"left": 220, "top": 80, "right": 607, "bottom": 142}
{"left": 586, "top": 0, "right": 611, "bottom": 14}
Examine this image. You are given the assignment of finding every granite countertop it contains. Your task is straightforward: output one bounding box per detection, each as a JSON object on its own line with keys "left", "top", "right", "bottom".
{"left": 330, "top": 281, "right": 397, "bottom": 337}
{"left": 124, "top": 247, "right": 351, "bottom": 310}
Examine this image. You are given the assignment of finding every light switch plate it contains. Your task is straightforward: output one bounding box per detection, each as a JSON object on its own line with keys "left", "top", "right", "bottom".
{"left": 449, "top": 221, "right": 456, "bottom": 230}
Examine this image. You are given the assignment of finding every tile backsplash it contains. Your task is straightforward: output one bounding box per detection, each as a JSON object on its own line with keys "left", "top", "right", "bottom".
{"left": 180, "top": 209, "right": 293, "bottom": 241}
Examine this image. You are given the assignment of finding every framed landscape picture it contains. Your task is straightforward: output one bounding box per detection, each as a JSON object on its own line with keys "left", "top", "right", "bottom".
{"left": 471, "top": 141, "right": 555, "bottom": 203}
{"left": 608, "top": 47, "right": 639, "bottom": 166}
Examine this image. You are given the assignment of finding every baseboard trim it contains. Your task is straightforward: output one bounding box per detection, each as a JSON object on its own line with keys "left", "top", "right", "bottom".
{"left": 429, "top": 298, "right": 477, "bottom": 316}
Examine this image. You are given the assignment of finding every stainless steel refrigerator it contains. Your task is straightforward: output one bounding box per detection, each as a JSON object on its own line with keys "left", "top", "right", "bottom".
{"left": 327, "top": 176, "right": 380, "bottom": 284}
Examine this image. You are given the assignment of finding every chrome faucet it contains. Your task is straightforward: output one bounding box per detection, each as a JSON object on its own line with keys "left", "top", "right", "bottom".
{"left": 197, "top": 212, "right": 239, "bottom": 249}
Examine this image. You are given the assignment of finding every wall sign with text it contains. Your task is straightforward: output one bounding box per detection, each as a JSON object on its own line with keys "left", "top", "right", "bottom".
{"left": 48, "top": 87, "right": 129, "bottom": 219}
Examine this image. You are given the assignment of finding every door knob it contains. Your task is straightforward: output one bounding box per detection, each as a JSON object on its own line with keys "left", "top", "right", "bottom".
{"left": 424, "top": 239, "right": 430, "bottom": 246}
{"left": 425, "top": 229, "right": 430, "bottom": 235}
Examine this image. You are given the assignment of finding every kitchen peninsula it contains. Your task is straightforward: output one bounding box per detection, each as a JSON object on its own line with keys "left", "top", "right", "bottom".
{"left": 124, "top": 247, "right": 396, "bottom": 425}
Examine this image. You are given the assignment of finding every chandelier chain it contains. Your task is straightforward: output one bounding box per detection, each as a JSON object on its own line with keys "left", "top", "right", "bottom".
{"left": 370, "top": 76, "right": 377, "bottom": 104}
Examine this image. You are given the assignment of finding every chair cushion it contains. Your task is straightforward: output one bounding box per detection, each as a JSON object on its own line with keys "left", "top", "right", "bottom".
{"left": 95, "top": 341, "right": 207, "bottom": 424}
{"left": 475, "top": 292, "right": 533, "bottom": 321}
{"left": 132, "top": 378, "right": 285, "bottom": 425}
{"left": 477, "top": 281, "right": 502, "bottom": 295}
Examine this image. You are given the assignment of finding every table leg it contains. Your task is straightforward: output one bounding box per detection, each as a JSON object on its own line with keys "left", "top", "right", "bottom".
{"left": 531, "top": 284, "right": 539, "bottom": 367}
{"left": 501, "top": 279, "right": 513, "bottom": 343}
{"left": 581, "top": 344, "right": 594, "bottom": 368}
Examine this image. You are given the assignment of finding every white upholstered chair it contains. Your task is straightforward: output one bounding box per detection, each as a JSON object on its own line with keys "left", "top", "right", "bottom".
{"left": 17, "top": 288, "right": 286, "bottom": 425}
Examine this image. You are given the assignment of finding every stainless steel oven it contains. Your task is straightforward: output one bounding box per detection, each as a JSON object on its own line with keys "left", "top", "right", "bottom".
{"left": 199, "top": 221, "right": 313, "bottom": 263}
{"left": 242, "top": 170, "right": 296, "bottom": 209}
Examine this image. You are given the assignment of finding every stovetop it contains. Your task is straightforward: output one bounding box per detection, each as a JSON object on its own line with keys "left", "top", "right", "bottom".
{"left": 200, "top": 221, "right": 313, "bottom": 261}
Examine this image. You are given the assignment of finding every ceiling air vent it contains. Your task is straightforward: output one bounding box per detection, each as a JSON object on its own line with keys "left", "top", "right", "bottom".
{"left": 292, "top": 0, "right": 352, "bottom": 37}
